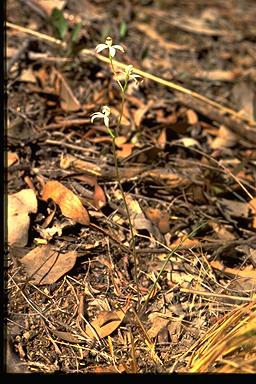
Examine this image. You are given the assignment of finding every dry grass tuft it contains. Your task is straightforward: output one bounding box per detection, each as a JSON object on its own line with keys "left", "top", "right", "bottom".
{"left": 188, "top": 300, "right": 256, "bottom": 373}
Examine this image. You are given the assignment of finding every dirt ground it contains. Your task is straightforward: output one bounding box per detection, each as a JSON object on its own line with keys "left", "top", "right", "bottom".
{"left": 5, "top": 0, "right": 256, "bottom": 374}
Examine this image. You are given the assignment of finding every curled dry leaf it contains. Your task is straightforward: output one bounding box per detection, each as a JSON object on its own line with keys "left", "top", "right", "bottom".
{"left": 42, "top": 180, "right": 90, "bottom": 225}
{"left": 85, "top": 307, "right": 127, "bottom": 339}
{"left": 8, "top": 189, "right": 38, "bottom": 247}
{"left": 20, "top": 245, "right": 78, "bottom": 285}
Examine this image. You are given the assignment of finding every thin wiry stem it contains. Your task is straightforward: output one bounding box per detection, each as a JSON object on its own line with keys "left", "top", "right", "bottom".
{"left": 109, "top": 54, "right": 140, "bottom": 294}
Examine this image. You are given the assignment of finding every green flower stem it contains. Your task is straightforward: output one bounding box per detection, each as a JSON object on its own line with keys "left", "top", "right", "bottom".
{"left": 109, "top": 54, "right": 139, "bottom": 292}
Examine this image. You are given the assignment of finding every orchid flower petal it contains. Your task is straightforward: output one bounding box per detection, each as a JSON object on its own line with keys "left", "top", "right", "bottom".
{"left": 103, "top": 116, "right": 109, "bottom": 128}
{"left": 109, "top": 47, "right": 116, "bottom": 57}
{"left": 113, "top": 45, "right": 125, "bottom": 53}
{"left": 91, "top": 112, "right": 104, "bottom": 123}
{"left": 95, "top": 44, "right": 108, "bottom": 53}
{"left": 102, "top": 106, "right": 111, "bottom": 116}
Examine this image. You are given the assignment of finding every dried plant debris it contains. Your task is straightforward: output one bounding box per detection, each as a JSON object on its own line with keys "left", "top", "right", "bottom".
{"left": 6, "top": 0, "right": 256, "bottom": 374}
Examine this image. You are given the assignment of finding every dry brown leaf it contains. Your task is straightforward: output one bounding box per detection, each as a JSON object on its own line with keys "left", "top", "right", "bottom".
{"left": 210, "top": 125, "right": 237, "bottom": 149}
{"left": 19, "top": 67, "right": 37, "bottom": 83}
{"left": 170, "top": 237, "right": 201, "bottom": 248}
{"left": 51, "top": 330, "right": 85, "bottom": 344}
{"left": 6, "top": 46, "right": 18, "bottom": 58}
{"left": 8, "top": 189, "right": 38, "bottom": 247}
{"left": 158, "top": 212, "right": 170, "bottom": 234}
{"left": 132, "top": 147, "right": 161, "bottom": 163}
{"left": 175, "top": 137, "right": 201, "bottom": 148}
{"left": 111, "top": 107, "right": 130, "bottom": 126}
{"left": 232, "top": 81, "right": 255, "bottom": 122}
{"left": 116, "top": 143, "right": 134, "bottom": 158}
{"left": 148, "top": 313, "right": 170, "bottom": 338}
{"left": 249, "top": 197, "right": 256, "bottom": 228}
{"left": 196, "top": 69, "right": 239, "bottom": 82}
{"left": 93, "top": 184, "right": 106, "bottom": 209}
{"left": 171, "top": 15, "right": 229, "bottom": 36}
{"left": 136, "top": 23, "right": 189, "bottom": 50}
{"left": 218, "top": 198, "right": 250, "bottom": 218}
{"left": 168, "top": 320, "right": 182, "bottom": 343}
{"left": 115, "top": 136, "right": 127, "bottom": 146}
{"left": 53, "top": 68, "right": 81, "bottom": 112}
{"left": 31, "top": 0, "right": 66, "bottom": 16}
{"left": 142, "top": 168, "right": 189, "bottom": 188}
{"left": 143, "top": 207, "right": 170, "bottom": 234}
{"left": 20, "top": 245, "right": 78, "bottom": 285}
{"left": 144, "top": 207, "right": 161, "bottom": 225}
{"left": 210, "top": 260, "right": 256, "bottom": 281}
{"left": 125, "top": 194, "right": 154, "bottom": 233}
{"left": 133, "top": 100, "right": 155, "bottom": 127}
{"left": 126, "top": 95, "right": 145, "bottom": 108}
{"left": 36, "top": 67, "right": 49, "bottom": 88}
{"left": 7, "top": 151, "right": 19, "bottom": 167}
{"left": 36, "top": 223, "right": 64, "bottom": 240}
{"left": 88, "top": 364, "right": 126, "bottom": 373}
{"left": 157, "top": 128, "right": 166, "bottom": 149}
{"left": 227, "top": 277, "right": 256, "bottom": 295}
{"left": 59, "top": 154, "right": 102, "bottom": 176}
{"left": 88, "top": 136, "right": 112, "bottom": 144}
{"left": 209, "top": 221, "right": 237, "bottom": 241}
{"left": 186, "top": 109, "right": 198, "bottom": 125}
{"left": 42, "top": 180, "right": 90, "bottom": 225}
{"left": 85, "top": 307, "right": 127, "bottom": 339}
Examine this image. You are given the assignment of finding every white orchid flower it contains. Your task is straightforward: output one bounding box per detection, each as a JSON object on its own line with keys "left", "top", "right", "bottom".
{"left": 125, "top": 65, "right": 142, "bottom": 84}
{"left": 113, "top": 65, "right": 143, "bottom": 84}
{"left": 91, "top": 106, "right": 111, "bottom": 128}
{"left": 95, "top": 36, "right": 124, "bottom": 57}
